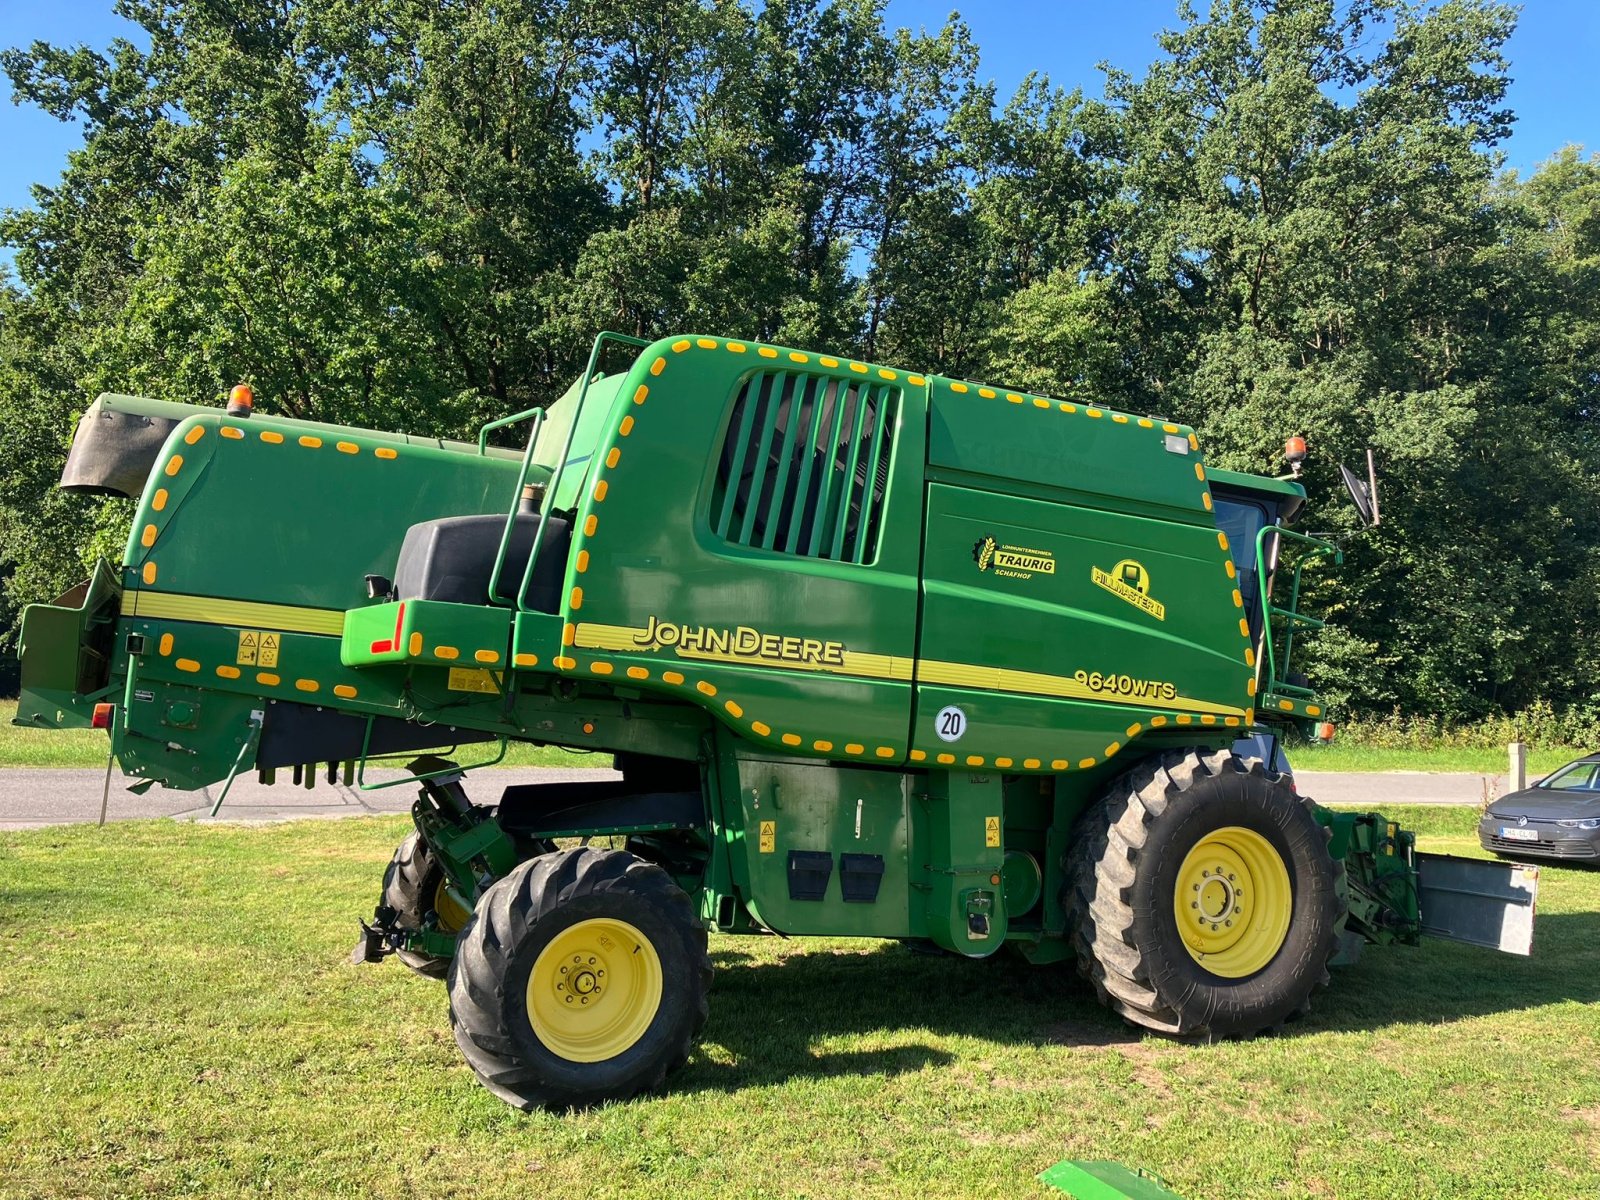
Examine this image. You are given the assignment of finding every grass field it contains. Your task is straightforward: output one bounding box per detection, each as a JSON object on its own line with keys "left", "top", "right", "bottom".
{"left": 1288, "top": 741, "right": 1582, "bottom": 775}
{"left": 0, "top": 806, "right": 1595, "bottom": 1199}
{"left": 4, "top": 700, "right": 1586, "bottom": 777}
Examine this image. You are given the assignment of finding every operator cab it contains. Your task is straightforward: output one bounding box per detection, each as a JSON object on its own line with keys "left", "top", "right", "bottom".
{"left": 1210, "top": 479, "right": 1303, "bottom": 644}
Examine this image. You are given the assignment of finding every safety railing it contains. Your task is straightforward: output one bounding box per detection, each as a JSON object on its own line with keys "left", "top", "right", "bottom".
{"left": 1254, "top": 525, "right": 1341, "bottom": 699}
{"left": 482, "top": 330, "right": 652, "bottom": 611}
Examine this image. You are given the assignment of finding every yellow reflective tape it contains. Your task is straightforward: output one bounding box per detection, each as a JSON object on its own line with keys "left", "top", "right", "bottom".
{"left": 917, "top": 658, "right": 1249, "bottom": 718}
{"left": 120, "top": 590, "right": 345, "bottom": 636}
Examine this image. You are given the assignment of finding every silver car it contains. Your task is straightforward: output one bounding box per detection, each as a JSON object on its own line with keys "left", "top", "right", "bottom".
{"left": 1480, "top": 754, "right": 1600, "bottom": 862}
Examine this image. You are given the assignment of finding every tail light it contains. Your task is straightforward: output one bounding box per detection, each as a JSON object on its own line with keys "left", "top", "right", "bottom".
{"left": 1316, "top": 721, "right": 1336, "bottom": 743}
{"left": 91, "top": 702, "right": 115, "bottom": 730}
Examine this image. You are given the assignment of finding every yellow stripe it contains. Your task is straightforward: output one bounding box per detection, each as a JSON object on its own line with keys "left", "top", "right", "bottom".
{"left": 916, "top": 659, "right": 1249, "bottom": 719}
{"left": 122, "top": 590, "right": 345, "bottom": 637}
{"left": 573, "top": 620, "right": 1246, "bottom": 718}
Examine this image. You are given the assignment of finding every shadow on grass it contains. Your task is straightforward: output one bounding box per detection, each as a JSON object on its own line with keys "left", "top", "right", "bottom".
{"left": 680, "top": 907, "right": 1600, "bottom": 1090}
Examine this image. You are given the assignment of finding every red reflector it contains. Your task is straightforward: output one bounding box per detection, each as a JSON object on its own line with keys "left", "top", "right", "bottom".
{"left": 91, "top": 702, "right": 115, "bottom": 730}
{"left": 1317, "top": 721, "right": 1336, "bottom": 742}
{"left": 370, "top": 639, "right": 394, "bottom": 654}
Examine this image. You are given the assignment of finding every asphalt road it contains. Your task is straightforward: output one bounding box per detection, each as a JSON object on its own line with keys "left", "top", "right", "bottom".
{"left": 0, "top": 765, "right": 1505, "bottom": 829}
{"left": 0, "top": 765, "right": 621, "bottom": 830}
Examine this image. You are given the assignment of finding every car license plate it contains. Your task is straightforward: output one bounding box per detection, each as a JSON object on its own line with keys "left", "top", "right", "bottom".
{"left": 1500, "top": 826, "right": 1539, "bottom": 842}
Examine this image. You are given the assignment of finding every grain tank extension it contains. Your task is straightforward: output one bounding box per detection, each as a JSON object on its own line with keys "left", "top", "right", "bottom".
{"left": 15, "top": 332, "right": 1538, "bottom": 1109}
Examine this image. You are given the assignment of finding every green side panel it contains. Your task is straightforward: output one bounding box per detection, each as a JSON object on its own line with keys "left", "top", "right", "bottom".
{"left": 928, "top": 382, "right": 1205, "bottom": 518}
{"left": 551, "top": 337, "right": 927, "bottom": 764}
{"left": 912, "top": 481, "right": 1257, "bottom": 772}
{"left": 733, "top": 756, "right": 913, "bottom": 937}
{"left": 123, "top": 412, "right": 522, "bottom": 613}
{"left": 1038, "top": 1160, "right": 1187, "bottom": 1200}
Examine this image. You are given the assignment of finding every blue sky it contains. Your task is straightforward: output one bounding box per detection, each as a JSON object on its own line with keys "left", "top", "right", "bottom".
{"left": 1, "top": 1, "right": 1596, "bottom": 225}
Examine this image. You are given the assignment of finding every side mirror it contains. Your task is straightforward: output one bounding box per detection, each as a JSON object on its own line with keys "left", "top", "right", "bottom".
{"left": 1340, "top": 449, "right": 1381, "bottom": 527}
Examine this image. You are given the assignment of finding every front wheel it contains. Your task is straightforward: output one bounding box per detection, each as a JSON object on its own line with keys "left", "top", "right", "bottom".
{"left": 1067, "top": 748, "right": 1344, "bottom": 1037}
{"left": 448, "top": 848, "right": 711, "bottom": 1110}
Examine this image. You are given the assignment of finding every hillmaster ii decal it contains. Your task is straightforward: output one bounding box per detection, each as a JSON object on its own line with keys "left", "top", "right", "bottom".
{"left": 1092, "top": 559, "right": 1166, "bottom": 621}
{"left": 973, "top": 534, "right": 1056, "bottom": 580}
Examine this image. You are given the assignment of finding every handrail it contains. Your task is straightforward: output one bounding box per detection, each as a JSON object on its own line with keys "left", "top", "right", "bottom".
{"left": 485, "top": 409, "right": 547, "bottom": 606}
{"left": 1253, "top": 524, "right": 1341, "bottom": 698}
{"left": 478, "top": 406, "right": 545, "bottom": 455}
{"left": 509, "top": 330, "right": 651, "bottom": 614}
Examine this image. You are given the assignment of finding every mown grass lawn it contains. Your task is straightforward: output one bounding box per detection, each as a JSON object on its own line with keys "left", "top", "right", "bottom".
{"left": 1290, "top": 742, "right": 1583, "bottom": 775}
{"left": 1, "top": 806, "right": 1596, "bottom": 1199}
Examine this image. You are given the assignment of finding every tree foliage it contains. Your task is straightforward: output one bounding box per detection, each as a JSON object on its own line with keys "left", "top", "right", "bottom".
{"left": 2, "top": 0, "right": 1596, "bottom": 721}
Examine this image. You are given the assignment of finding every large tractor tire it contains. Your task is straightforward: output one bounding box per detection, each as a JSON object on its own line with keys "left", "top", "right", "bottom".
{"left": 381, "top": 831, "right": 473, "bottom": 980}
{"left": 1067, "top": 748, "right": 1343, "bottom": 1037}
{"left": 447, "top": 847, "right": 711, "bottom": 1111}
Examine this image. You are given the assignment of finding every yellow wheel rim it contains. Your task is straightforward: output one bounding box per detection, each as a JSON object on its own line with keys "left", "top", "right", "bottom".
{"left": 433, "top": 878, "right": 471, "bottom": 935}
{"left": 1173, "top": 826, "right": 1292, "bottom": 979}
{"left": 526, "top": 918, "right": 663, "bottom": 1062}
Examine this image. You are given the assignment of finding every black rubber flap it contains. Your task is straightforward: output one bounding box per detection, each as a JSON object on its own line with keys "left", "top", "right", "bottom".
{"left": 839, "top": 853, "right": 885, "bottom": 903}
{"left": 787, "top": 850, "right": 833, "bottom": 901}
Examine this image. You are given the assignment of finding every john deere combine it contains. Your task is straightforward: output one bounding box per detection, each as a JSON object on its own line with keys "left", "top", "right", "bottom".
{"left": 15, "top": 332, "right": 1537, "bottom": 1110}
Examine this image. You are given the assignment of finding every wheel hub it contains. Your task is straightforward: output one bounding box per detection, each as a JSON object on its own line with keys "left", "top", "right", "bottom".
{"left": 527, "top": 918, "right": 663, "bottom": 1062}
{"left": 1173, "top": 826, "right": 1292, "bottom": 979}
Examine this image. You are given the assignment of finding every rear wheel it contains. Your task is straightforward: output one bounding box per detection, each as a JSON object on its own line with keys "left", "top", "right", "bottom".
{"left": 448, "top": 847, "right": 711, "bottom": 1110}
{"left": 381, "top": 831, "right": 471, "bottom": 980}
{"left": 1067, "top": 748, "right": 1343, "bottom": 1037}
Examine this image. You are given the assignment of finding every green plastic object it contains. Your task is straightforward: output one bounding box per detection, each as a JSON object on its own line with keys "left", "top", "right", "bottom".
{"left": 1038, "top": 1160, "right": 1186, "bottom": 1200}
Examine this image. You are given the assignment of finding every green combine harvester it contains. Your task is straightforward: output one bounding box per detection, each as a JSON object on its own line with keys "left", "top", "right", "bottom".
{"left": 15, "top": 331, "right": 1538, "bottom": 1111}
